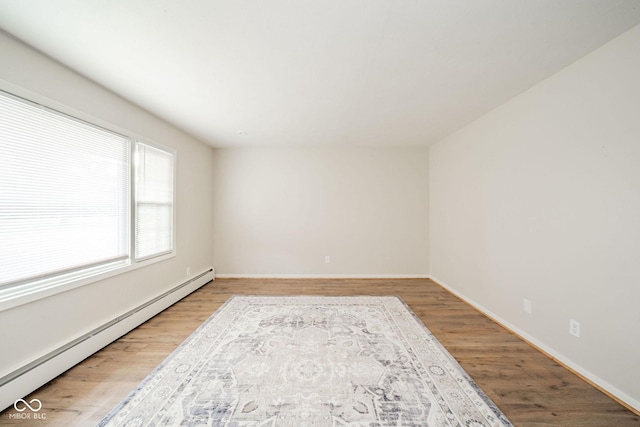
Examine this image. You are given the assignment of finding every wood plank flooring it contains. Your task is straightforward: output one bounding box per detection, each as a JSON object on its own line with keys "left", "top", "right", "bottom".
{"left": 1, "top": 278, "right": 638, "bottom": 426}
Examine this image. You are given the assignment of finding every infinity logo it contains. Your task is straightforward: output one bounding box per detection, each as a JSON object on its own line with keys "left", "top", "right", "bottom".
{"left": 14, "top": 398, "right": 42, "bottom": 412}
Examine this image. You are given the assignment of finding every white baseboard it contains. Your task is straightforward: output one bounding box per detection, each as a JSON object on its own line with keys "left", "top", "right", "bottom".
{"left": 215, "top": 273, "right": 429, "bottom": 279}
{"left": 0, "top": 268, "right": 215, "bottom": 412}
{"left": 429, "top": 275, "right": 640, "bottom": 414}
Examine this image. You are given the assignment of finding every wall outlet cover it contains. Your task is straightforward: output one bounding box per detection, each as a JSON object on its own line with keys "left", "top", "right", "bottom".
{"left": 569, "top": 319, "right": 581, "bottom": 338}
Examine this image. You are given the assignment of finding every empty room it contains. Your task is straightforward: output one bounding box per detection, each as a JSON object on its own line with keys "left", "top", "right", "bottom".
{"left": 1, "top": 1, "right": 639, "bottom": 426}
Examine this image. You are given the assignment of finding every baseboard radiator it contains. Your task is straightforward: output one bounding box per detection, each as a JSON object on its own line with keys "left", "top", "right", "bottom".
{"left": 0, "top": 268, "right": 215, "bottom": 412}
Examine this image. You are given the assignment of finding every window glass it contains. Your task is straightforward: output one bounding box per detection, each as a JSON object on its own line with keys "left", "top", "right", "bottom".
{"left": 135, "top": 142, "right": 174, "bottom": 260}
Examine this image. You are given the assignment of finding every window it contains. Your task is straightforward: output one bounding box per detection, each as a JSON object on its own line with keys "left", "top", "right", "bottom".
{"left": 0, "top": 90, "right": 175, "bottom": 305}
{"left": 135, "top": 143, "right": 175, "bottom": 260}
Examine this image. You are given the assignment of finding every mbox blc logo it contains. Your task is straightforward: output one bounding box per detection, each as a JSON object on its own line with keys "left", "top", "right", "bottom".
{"left": 8, "top": 398, "right": 46, "bottom": 420}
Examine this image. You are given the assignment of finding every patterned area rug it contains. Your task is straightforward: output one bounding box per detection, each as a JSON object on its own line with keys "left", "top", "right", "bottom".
{"left": 100, "top": 296, "right": 512, "bottom": 426}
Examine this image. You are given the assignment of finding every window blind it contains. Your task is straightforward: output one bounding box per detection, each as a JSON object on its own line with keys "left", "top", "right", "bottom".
{"left": 135, "top": 142, "right": 174, "bottom": 260}
{"left": 0, "top": 91, "right": 130, "bottom": 287}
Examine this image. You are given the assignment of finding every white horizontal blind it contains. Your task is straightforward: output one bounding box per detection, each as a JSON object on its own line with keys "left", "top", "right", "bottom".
{"left": 0, "top": 91, "right": 130, "bottom": 287}
{"left": 135, "top": 142, "right": 174, "bottom": 260}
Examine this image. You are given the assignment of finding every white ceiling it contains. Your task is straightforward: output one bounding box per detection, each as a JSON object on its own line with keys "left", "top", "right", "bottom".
{"left": 1, "top": 1, "right": 639, "bottom": 148}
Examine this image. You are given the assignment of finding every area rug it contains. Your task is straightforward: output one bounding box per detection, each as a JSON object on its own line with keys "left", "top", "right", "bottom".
{"left": 100, "top": 296, "right": 512, "bottom": 426}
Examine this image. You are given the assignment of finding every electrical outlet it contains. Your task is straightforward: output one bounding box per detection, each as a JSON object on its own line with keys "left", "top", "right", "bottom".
{"left": 325, "top": 256, "right": 330, "bottom": 264}
{"left": 186, "top": 266, "right": 191, "bottom": 276}
{"left": 569, "top": 319, "right": 580, "bottom": 338}
{"left": 523, "top": 298, "right": 532, "bottom": 314}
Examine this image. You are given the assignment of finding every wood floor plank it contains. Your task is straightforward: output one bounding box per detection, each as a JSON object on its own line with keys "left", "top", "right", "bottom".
{"left": 1, "top": 278, "right": 638, "bottom": 426}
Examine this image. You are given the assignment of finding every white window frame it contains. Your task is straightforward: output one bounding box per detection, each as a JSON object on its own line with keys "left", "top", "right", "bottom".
{"left": 0, "top": 89, "right": 176, "bottom": 312}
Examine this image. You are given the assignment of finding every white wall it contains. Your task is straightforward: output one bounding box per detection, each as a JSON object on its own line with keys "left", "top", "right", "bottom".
{"left": 0, "top": 32, "right": 214, "bottom": 403}
{"left": 212, "top": 147, "right": 429, "bottom": 276}
{"left": 429, "top": 25, "right": 640, "bottom": 410}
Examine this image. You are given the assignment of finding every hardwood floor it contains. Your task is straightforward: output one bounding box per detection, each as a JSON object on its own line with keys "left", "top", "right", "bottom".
{"left": 1, "top": 278, "right": 638, "bottom": 426}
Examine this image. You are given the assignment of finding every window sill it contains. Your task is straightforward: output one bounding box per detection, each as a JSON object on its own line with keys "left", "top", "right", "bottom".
{"left": 0, "top": 251, "right": 175, "bottom": 313}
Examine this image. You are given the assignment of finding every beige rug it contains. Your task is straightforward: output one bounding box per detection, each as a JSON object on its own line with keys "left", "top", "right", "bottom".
{"left": 100, "top": 296, "right": 512, "bottom": 426}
